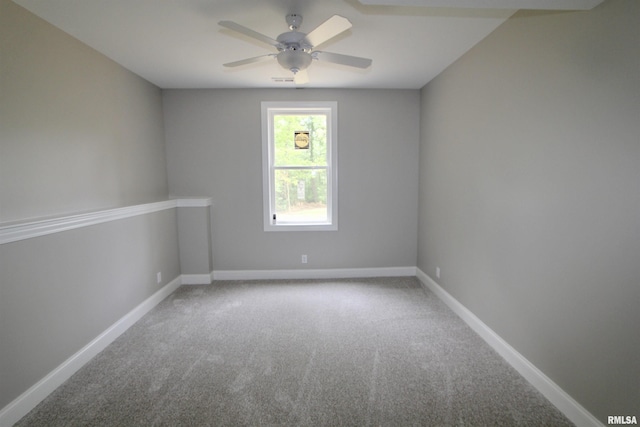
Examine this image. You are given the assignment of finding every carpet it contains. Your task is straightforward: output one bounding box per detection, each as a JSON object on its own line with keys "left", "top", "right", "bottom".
{"left": 16, "top": 277, "right": 573, "bottom": 426}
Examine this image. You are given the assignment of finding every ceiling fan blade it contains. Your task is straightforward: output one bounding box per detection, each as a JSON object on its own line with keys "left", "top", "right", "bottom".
{"left": 314, "top": 51, "right": 372, "bottom": 69}
{"left": 223, "top": 54, "right": 273, "bottom": 67}
{"left": 294, "top": 70, "right": 309, "bottom": 84}
{"left": 304, "top": 15, "right": 352, "bottom": 47}
{"left": 219, "top": 21, "right": 280, "bottom": 47}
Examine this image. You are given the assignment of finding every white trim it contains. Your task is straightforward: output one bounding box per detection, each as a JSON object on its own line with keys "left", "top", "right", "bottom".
{"left": 213, "top": 266, "right": 416, "bottom": 281}
{"left": 0, "top": 198, "right": 212, "bottom": 245}
{"left": 415, "top": 268, "right": 603, "bottom": 427}
{"left": 176, "top": 198, "right": 213, "bottom": 208}
{"left": 0, "top": 268, "right": 602, "bottom": 427}
{"left": 0, "top": 200, "right": 176, "bottom": 245}
{"left": 261, "top": 101, "right": 338, "bottom": 232}
{"left": 181, "top": 272, "right": 214, "bottom": 285}
{"left": 0, "top": 276, "right": 182, "bottom": 427}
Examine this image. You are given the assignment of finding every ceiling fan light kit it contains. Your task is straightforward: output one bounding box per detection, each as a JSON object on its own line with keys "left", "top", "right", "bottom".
{"left": 277, "top": 50, "right": 312, "bottom": 74}
{"left": 219, "top": 13, "right": 372, "bottom": 83}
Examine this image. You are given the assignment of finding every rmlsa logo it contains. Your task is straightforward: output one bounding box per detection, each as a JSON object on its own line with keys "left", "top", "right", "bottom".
{"left": 608, "top": 415, "right": 638, "bottom": 425}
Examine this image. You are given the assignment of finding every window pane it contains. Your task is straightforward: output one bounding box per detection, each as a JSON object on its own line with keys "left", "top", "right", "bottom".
{"left": 262, "top": 101, "right": 337, "bottom": 231}
{"left": 274, "top": 168, "right": 328, "bottom": 222}
{"left": 274, "top": 114, "right": 327, "bottom": 167}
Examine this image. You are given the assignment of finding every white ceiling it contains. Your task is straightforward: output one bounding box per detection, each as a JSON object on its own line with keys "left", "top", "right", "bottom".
{"left": 13, "top": 0, "right": 603, "bottom": 89}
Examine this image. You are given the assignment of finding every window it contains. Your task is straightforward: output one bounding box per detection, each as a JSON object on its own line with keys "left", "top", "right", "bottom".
{"left": 262, "top": 101, "right": 338, "bottom": 231}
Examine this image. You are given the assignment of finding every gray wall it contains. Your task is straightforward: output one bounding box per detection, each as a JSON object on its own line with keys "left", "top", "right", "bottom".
{"left": 0, "top": 0, "right": 179, "bottom": 410}
{"left": 163, "top": 89, "right": 420, "bottom": 271}
{"left": 0, "top": 0, "right": 168, "bottom": 223}
{"left": 0, "top": 210, "right": 180, "bottom": 409}
{"left": 417, "top": 0, "right": 639, "bottom": 422}
{"left": 178, "top": 205, "right": 214, "bottom": 275}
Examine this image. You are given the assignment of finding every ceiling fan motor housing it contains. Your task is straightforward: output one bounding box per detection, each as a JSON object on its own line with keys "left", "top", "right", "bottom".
{"left": 275, "top": 30, "right": 312, "bottom": 73}
{"left": 276, "top": 31, "right": 311, "bottom": 51}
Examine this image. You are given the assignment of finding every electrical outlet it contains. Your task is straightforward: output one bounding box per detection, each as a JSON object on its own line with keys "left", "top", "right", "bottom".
{"left": 436, "top": 267, "right": 441, "bottom": 279}
{"left": 301, "top": 254, "right": 308, "bottom": 264}
{"left": 157, "top": 272, "right": 162, "bottom": 284}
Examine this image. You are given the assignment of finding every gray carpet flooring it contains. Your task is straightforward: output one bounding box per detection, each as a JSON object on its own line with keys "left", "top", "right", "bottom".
{"left": 16, "top": 277, "right": 573, "bottom": 426}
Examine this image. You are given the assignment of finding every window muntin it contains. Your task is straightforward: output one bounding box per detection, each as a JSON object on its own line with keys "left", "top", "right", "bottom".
{"left": 262, "top": 102, "right": 337, "bottom": 231}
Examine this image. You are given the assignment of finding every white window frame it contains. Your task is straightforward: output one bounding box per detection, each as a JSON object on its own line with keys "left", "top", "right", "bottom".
{"left": 261, "top": 101, "right": 338, "bottom": 232}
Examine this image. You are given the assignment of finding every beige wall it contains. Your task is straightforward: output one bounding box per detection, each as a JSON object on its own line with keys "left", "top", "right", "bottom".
{"left": 163, "top": 89, "right": 420, "bottom": 271}
{"left": 418, "top": 0, "right": 640, "bottom": 421}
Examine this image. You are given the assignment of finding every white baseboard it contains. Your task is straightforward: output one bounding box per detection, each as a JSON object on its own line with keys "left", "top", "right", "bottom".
{"left": 415, "top": 268, "right": 603, "bottom": 427}
{"left": 2, "top": 269, "right": 602, "bottom": 427}
{"left": 181, "top": 271, "right": 213, "bottom": 285}
{"left": 0, "top": 276, "right": 182, "bottom": 427}
{"left": 213, "top": 266, "right": 417, "bottom": 281}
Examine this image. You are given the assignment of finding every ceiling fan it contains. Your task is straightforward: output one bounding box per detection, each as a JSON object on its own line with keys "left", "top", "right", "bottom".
{"left": 219, "top": 14, "right": 372, "bottom": 84}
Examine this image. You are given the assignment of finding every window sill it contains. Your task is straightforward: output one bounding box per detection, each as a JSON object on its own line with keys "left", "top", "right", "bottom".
{"left": 264, "top": 223, "right": 338, "bottom": 232}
